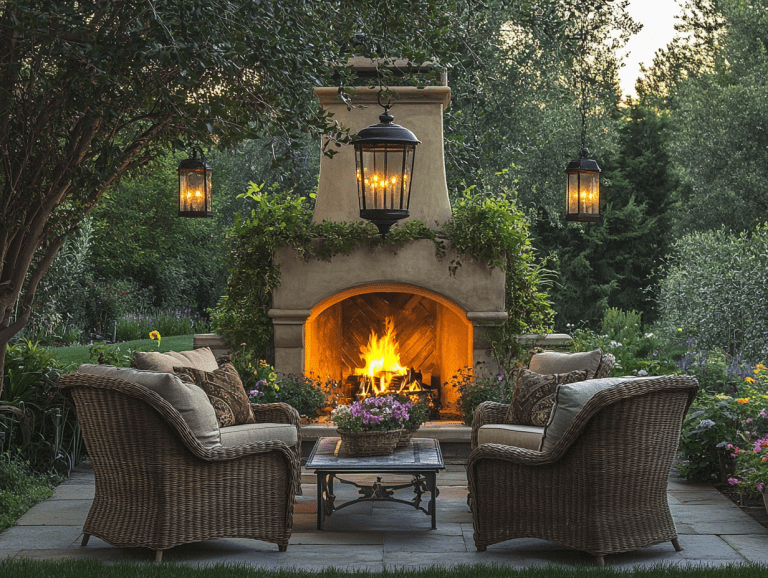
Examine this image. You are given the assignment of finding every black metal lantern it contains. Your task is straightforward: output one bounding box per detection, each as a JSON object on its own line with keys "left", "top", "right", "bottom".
{"left": 565, "top": 146, "right": 601, "bottom": 222}
{"left": 353, "top": 99, "right": 420, "bottom": 238}
{"left": 178, "top": 149, "right": 213, "bottom": 218}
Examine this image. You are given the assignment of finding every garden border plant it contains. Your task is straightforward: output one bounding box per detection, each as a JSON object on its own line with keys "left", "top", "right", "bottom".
{"left": 211, "top": 184, "right": 554, "bottom": 371}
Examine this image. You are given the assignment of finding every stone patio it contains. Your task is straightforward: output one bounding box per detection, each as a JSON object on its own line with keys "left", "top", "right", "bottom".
{"left": 1, "top": 455, "right": 767, "bottom": 570}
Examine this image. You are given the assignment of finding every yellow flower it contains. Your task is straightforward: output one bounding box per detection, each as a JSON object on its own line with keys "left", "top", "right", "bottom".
{"left": 756, "top": 364, "right": 765, "bottom": 372}
{"left": 745, "top": 377, "right": 756, "bottom": 384}
{"left": 737, "top": 398, "right": 750, "bottom": 404}
{"left": 677, "top": 328, "right": 683, "bottom": 332}
{"left": 149, "top": 330, "right": 161, "bottom": 348}
{"left": 274, "top": 385, "right": 280, "bottom": 391}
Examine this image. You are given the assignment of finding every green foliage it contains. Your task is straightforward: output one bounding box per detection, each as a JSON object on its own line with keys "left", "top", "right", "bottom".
{"left": 270, "top": 374, "right": 328, "bottom": 419}
{"left": 444, "top": 1, "right": 638, "bottom": 218}
{"left": 534, "top": 104, "right": 675, "bottom": 330}
{"left": 570, "top": 308, "right": 679, "bottom": 377}
{"left": 449, "top": 366, "right": 514, "bottom": 426}
{"left": 1, "top": 340, "right": 84, "bottom": 478}
{"left": 87, "top": 343, "right": 137, "bottom": 368}
{"left": 656, "top": 225, "right": 768, "bottom": 362}
{"left": 115, "top": 308, "right": 210, "bottom": 343}
{"left": 651, "top": 0, "right": 768, "bottom": 235}
{"left": 0, "top": 456, "right": 54, "bottom": 532}
{"left": 212, "top": 185, "right": 553, "bottom": 367}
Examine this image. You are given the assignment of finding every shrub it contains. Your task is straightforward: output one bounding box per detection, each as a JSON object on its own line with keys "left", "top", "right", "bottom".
{"left": 449, "top": 365, "right": 515, "bottom": 425}
{"left": 657, "top": 225, "right": 768, "bottom": 362}
{"left": 1, "top": 340, "right": 84, "bottom": 478}
{"left": 571, "top": 308, "right": 679, "bottom": 377}
{"left": 0, "top": 455, "right": 54, "bottom": 532}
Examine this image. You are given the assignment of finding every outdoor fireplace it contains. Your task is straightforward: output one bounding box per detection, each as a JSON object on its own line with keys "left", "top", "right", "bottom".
{"left": 269, "top": 71, "right": 507, "bottom": 417}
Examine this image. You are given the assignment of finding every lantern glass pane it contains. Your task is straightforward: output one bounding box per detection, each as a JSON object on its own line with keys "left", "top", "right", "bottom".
{"left": 180, "top": 168, "right": 207, "bottom": 214}
{"left": 567, "top": 172, "right": 579, "bottom": 215}
{"left": 356, "top": 143, "right": 413, "bottom": 212}
{"left": 582, "top": 172, "right": 598, "bottom": 215}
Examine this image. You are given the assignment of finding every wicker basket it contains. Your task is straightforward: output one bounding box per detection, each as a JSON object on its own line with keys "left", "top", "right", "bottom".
{"left": 396, "top": 425, "right": 420, "bottom": 448}
{"left": 336, "top": 428, "right": 403, "bottom": 457}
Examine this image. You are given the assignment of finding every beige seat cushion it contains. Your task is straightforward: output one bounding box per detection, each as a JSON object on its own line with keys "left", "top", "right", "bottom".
{"left": 77, "top": 364, "right": 221, "bottom": 449}
{"left": 540, "top": 376, "right": 630, "bottom": 453}
{"left": 477, "top": 423, "right": 545, "bottom": 451}
{"left": 219, "top": 422, "right": 298, "bottom": 448}
{"left": 529, "top": 349, "right": 603, "bottom": 379}
{"left": 133, "top": 347, "right": 219, "bottom": 374}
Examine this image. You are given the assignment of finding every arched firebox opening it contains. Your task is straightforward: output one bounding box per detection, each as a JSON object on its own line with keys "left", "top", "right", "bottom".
{"left": 304, "top": 283, "right": 472, "bottom": 417}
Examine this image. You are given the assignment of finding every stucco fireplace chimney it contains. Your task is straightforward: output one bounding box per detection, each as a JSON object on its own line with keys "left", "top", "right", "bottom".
{"left": 269, "top": 75, "right": 507, "bottom": 416}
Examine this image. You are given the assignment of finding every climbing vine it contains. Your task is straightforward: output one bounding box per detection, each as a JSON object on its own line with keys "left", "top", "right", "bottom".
{"left": 210, "top": 184, "right": 553, "bottom": 367}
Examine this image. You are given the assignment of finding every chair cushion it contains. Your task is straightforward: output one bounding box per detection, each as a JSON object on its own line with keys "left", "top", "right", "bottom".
{"left": 133, "top": 347, "right": 219, "bottom": 374}
{"left": 528, "top": 349, "right": 603, "bottom": 379}
{"left": 219, "top": 422, "right": 298, "bottom": 448}
{"left": 540, "top": 376, "right": 630, "bottom": 453}
{"left": 477, "top": 423, "right": 544, "bottom": 451}
{"left": 506, "top": 369, "right": 588, "bottom": 426}
{"left": 174, "top": 363, "right": 256, "bottom": 428}
{"left": 77, "top": 364, "right": 221, "bottom": 449}
{"left": 593, "top": 352, "right": 616, "bottom": 378}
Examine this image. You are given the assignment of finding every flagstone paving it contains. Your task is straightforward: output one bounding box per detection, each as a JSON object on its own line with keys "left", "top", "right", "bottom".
{"left": 1, "top": 461, "right": 767, "bottom": 570}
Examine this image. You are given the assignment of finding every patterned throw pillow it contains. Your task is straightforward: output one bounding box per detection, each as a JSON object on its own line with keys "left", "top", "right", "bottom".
{"left": 506, "top": 369, "right": 589, "bottom": 426}
{"left": 174, "top": 363, "right": 256, "bottom": 428}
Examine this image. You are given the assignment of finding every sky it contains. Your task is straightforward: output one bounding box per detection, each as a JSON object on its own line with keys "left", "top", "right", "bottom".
{"left": 620, "top": 0, "right": 682, "bottom": 97}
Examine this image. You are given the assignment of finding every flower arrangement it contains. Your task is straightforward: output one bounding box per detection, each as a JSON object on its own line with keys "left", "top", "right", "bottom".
{"left": 330, "top": 395, "right": 411, "bottom": 433}
{"left": 398, "top": 396, "right": 429, "bottom": 430}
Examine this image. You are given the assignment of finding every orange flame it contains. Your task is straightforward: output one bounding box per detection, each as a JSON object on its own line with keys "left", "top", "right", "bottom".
{"left": 354, "top": 317, "right": 408, "bottom": 395}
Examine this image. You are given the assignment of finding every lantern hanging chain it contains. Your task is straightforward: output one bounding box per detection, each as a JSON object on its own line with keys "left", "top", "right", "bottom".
{"left": 376, "top": 66, "right": 393, "bottom": 115}
{"left": 577, "top": 2, "right": 589, "bottom": 156}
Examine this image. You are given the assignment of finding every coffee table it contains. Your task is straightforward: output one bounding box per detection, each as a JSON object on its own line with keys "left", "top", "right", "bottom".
{"left": 305, "top": 437, "right": 445, "bottom": 530}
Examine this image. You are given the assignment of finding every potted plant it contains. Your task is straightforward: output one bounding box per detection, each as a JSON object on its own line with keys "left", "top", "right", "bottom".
{"left": 330, "top": 395, "right": 410, "bottom": 457}
{"left": 396, "top": 397, "right": 429, "bottom": 447}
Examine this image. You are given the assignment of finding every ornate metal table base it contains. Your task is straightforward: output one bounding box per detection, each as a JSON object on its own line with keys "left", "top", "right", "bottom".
{"left": 316, "top": 471, "right": 439, "bottom": 529}
{"left": 305, "top": 437, "right": 445, "bottom": 531}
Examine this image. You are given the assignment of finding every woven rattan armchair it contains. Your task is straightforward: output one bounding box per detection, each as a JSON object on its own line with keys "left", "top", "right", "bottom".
{"left": 59, "top": 372, "right": 300, "bottom": 562}
{"left": 467, "top": 375, "right": 699, "bottom": 565}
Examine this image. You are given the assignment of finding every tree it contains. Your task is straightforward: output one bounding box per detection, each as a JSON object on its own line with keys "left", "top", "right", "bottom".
{"left": 0, "top": 0, "right": 456, "bottom": 397}
{"left": 656, "top": 0, "right": 768, "bottom": 234}
{"left": 535, "top": 103, "right": 676, "bottom": 328}
{"left": 443, "top": 0, "right": 639, "bottom": 218}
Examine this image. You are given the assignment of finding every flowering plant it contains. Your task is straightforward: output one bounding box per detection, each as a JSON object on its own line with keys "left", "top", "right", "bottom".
{"left": 330, "top": 395, "right": 410, "bottom": 433}
{"left": 149, "top": 330, "right": 161, "bottom": 348}
{"left": 727, "top": 434, "right": 768, "bottom": 496}
{"left": 246, "top": 359, "right": 280, "bottom": 403}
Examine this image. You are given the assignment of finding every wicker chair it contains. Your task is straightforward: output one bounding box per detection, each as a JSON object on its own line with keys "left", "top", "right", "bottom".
{"left": 467, "top": 375, "right": 699, "bottom": 565}
{"left": 59, "top": 372, "right": 300, "bottom": 562}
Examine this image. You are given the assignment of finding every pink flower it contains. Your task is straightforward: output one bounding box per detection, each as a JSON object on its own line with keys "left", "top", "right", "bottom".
{"left": 758, "top": 482, "right": 765, "bottom": 493}
{"left": 727, "top": 477, "right": 739, "bottom": 486}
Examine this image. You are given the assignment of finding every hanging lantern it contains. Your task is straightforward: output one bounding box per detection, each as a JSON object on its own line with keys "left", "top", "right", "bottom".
{"left": 178, "top": 149, "right": 213, "bottom": 218}
{"left": 353, "top": 100, "right": 420, "bottom": 238}
{"left": 565, "top": 146, "right": 601, "bottom": 222}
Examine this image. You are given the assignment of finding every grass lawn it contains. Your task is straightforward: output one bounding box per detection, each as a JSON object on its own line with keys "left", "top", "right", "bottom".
{"left": 48, "top": 334, "right": 195, "bottom": 371}
{"left": 0, "top": 559, "right": 765, "bottom": 577}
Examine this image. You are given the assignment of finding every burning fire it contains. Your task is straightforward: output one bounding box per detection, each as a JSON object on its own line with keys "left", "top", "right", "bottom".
{"left": 354, "top": 317, "right": 408, "bottom": 395}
